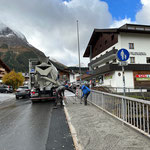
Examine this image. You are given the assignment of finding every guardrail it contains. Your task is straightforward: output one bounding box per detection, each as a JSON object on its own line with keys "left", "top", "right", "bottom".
{"left": 77, "top": 88, "right": 150, "bottom": 137}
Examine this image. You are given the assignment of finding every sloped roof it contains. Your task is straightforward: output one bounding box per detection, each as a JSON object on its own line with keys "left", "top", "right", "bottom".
{"left": 84, "top": 23, "right": 150, "bottom": 57}
{"left": 68, "top": 66, "right": 89, "bottom": 74}
{"left": 49, "top": 59, "right": 70, "bottom": 73}
{"left": 0, "top": 59, "right": 10, "bottom": 73}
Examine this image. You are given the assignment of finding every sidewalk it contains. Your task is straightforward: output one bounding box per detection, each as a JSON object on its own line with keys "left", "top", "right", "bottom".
{"left": 65, "top": 95, "right": 150, "bottom": 150}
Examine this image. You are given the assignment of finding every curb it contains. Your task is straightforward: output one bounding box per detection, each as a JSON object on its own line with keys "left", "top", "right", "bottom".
{"left": 64, "top": 106, "right": 82, "bottom": 150}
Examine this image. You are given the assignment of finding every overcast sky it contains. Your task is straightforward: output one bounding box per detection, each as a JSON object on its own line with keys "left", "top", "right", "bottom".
{"left": 0, "top": 0, "right": 150, "bottom": 66}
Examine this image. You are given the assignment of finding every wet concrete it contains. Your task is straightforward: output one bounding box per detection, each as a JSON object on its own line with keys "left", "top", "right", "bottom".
{"left": 46, "top": 106, "right": 75, "bottom": 150}
{"left": 65, "top": 95, "right": 150, "bottom": 150}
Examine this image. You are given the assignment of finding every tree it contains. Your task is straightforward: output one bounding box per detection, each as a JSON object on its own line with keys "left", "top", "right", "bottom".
{"left": 2, "top": 70, "right": 25, "bottom": 90}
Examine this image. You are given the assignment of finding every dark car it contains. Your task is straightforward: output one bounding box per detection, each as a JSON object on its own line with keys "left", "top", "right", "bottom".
{"left": 15, "top": 86, "right": 30, "bottom": 99}
{"left": 0, "top": 85, "right": 13, "bottom": 93}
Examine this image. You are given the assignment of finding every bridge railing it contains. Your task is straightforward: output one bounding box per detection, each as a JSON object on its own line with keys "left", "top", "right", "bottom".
{"left": 78, "top": 89, "right": 150, "bottom": 137}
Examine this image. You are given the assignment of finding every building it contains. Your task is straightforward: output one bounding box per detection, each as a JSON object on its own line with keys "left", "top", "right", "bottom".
{"left": 83, "top": 24, "right": 150, "bottom": 90}
{"left": 49, "top": 59, "right": 71, "bottom": 83}
{"left": 0, "top": 59, "right": 10, "bottom": 83}
{"left": 50, "top": 60, "right": 89, "bottom": 83}
{"left": 68, "top": 66, "right": 89, "bottom": 82}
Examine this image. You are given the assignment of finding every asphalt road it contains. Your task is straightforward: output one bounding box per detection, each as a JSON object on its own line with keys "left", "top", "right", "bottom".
{"left": 0, "top": 96, "right": 74, "bottom": 150}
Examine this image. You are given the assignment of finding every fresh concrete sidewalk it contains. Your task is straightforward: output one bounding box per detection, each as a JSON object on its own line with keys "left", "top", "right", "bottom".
{"left": 65, "top": 95, "right": 150, "bottom": 150}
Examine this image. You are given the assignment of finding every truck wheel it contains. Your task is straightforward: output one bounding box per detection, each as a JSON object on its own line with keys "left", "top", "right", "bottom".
{"left": 16, "top": 96, "right": 19, "bottom": 100}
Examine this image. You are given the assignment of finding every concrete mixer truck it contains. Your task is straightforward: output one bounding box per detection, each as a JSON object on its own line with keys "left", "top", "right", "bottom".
{"left": 29, "top": 58, "right": 60, "bottom": 103}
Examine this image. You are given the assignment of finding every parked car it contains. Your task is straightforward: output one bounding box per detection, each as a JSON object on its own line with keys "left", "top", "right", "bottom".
{"left": 0, "top": 85, "right": 13, "bottom": 93}
{"left": 15, "top": 86, "right": 30, "bottom": 99}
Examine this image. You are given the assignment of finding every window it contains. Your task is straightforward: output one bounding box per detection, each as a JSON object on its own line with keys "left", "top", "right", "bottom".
{"left": 147, "top": 57, "right": 150, "bottom": 63}
{"left": 130, "top": 57, "right": 135, "bottom": 63}
{"left": 129, "top": 43, "right": 134, "bottom": 49}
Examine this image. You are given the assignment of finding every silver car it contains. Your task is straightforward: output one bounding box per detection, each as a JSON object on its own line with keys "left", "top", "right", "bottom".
{"left": 0, "top": 85, "right": 13, "bottom": 93}
{"left": 15, "top": 86, "right": 30, "bottom": 99}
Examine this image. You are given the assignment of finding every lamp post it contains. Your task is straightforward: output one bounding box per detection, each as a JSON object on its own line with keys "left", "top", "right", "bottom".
{"left": 77, "top": 20, "right": 81, "bottom": 82}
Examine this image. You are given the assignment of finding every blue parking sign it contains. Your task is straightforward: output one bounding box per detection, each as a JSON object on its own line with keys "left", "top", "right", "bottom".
{"left": 117, "top": 48, "right": 130, "bottom": 61}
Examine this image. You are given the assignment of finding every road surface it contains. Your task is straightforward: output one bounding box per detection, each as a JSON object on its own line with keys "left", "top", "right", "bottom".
{"left": 0, "top": 93, "right": 74, "bottom": 150}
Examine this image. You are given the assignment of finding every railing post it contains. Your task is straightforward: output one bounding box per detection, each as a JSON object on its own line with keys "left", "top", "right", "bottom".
{"left": 90, "top": 91, "right": 92, "bottom": 102}
{"left": 122, "top": 98, "right": 126, "bottom": 121}
{"left": 102, "top": 93, "right": 104, "bottom": 109}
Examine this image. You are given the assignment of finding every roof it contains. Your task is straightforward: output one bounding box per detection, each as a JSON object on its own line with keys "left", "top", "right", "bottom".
{"left": 84, "top": 23, "right": 150, "bottom": 57}
{"left": 49, "top": 59, "right": 70, "bottom": 73}
{"left": 0, "top": 59, "right": 10, "bottom": 73}
{"left": 82, "top": 63, "right": 150, "bottom": 81}
{"left": 68, "top": 66, "right": 89, "bottom": 74}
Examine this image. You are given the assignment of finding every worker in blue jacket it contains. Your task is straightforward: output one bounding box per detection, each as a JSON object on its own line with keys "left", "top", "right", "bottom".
{"left": 80, "top": 85, "right": 91, "bottom": 105}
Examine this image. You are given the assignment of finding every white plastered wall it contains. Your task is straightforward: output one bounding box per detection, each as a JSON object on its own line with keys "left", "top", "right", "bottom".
{"left": 101, "top": 71, "right": 134, "bottom": 88}
{"left": 120, "top": 33, "right": 150, "bottom": 64}
{"left": 114, "top": 71, "right": 134, "bottom": 88}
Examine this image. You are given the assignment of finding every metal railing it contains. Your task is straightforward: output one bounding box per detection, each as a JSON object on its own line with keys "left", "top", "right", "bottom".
{"left": 107, "top": 87, "right": 147, "bottom": 93}
{"left": 78, "top": 89, "right": 150, "bottom": 137}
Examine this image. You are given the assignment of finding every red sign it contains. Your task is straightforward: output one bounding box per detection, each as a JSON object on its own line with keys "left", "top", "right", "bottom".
{"left": 136, "top": 74, "right": 150, "bottom": 78}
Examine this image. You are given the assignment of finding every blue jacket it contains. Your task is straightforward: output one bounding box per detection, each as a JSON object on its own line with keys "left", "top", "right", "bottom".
{"left": 81, "top": 85, "right": 90, "bottom": 98}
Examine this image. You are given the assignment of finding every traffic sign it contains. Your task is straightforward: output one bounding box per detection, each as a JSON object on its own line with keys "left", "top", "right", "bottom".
{"left": 31, "top": 69, "right": 35, "bottom": 73}
{"left": 118, "top": 61, "right": 128, "bottom": 66}
{"left": 117, "top": 48, "right": 130, "bottom": 61}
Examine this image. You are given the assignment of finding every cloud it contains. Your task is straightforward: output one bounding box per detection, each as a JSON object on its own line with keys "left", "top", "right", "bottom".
{"left": 136, "top": 0, "right": 150, "bottom": 24}
{"left": 110, "top": 17, "right": 134, "bottom": 28}
{"left": 0, "top": 0, "right": 112, "bottom": 66}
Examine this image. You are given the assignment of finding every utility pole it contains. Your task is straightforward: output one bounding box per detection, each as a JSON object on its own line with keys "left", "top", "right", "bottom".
{"left": 77, "top": 20, "right": 81, "bottom": 82}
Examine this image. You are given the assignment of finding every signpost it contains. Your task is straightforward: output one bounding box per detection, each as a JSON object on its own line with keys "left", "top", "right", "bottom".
{"left": 117, "top": 48, "right": 130, "bottom": 96}
{"left": 117, "top": 48, "right": 130, "bottom": 121}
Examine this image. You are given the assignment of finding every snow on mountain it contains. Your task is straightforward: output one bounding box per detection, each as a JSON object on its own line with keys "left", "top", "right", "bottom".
{"left": 0, "top": 22, "right": 27, "bottom": 43}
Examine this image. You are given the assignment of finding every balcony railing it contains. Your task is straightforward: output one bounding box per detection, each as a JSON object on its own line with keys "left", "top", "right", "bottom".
{"left": 88, "top": 48, "right": 118, "bottom": 68}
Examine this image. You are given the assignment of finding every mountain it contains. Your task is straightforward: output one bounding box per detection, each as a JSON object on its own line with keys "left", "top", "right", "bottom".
{"left": 0, "top": 23, "right": 46, "bottom": 72}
